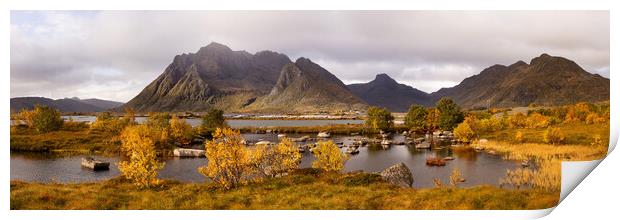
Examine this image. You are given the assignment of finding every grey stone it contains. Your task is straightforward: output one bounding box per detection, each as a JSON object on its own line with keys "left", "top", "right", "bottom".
{"left": 380, "top": 163, "right": 414, "bottom": 188}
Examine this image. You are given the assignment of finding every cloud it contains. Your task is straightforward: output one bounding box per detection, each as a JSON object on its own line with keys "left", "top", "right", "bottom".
{"left": 10, "top": 11, "right": 610, "bottom": 102}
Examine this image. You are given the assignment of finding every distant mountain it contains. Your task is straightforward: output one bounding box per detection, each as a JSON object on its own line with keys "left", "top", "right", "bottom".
{"left": 70, "top": 97, "right": 124, "bottom": 110}
{"left": 347, "top": 73, "right": 432, "bottom": 112}
{"left": 248, "top": 58, "right": 367, "bottom": 113}
{"left": 10, "top": 97, "right": 124, "bottom": 113}
{"left": 431, "top": 54, "right": 610, "bottom": 108}
{"left": 123, "top": 42, "right": 366, "bottom": 113}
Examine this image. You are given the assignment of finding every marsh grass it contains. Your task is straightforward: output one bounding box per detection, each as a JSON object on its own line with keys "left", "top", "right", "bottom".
{"left": 10, "top": 124, "right": 121, "bottom": 154}
{"left": 10, "top": 170, "right": 558, "bottom": 210}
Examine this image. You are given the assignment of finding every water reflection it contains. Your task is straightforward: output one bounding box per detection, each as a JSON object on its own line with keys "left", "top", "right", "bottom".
{"left": 11, "top": 133, "right": 520, "bottom": 188}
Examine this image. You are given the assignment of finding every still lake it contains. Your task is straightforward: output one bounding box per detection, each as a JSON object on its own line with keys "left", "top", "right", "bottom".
{"left": 10, "top": 133, "right": 520, "bottom": 188}
{"left": 59, "top": 115, "right": 364, "bottom": 128}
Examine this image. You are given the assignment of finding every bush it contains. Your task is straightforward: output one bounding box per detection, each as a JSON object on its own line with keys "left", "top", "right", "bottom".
{"left": 90, "top": 112, "right": 130, "bottom": 134}
{"left": 543, "top": 127, "right": 565, "bottom": 145}
{"left": 312, "top": 141, "right": 348, "bottom": 172}
{"left": 199, "top": 128, "right": 251, "bottom": 189}
{"left": 250, "top": 138, "right": 301, "bottom": 178}
{"left": 514, "top": 131, "right": 524, "bottom": 143}
{"left": 508, "top": 113, "right": 527, "bottom": 128}
{"left": 365, "top": 106, "right": 394, "bottom": 132}
{"left": 453, "top": 122, "right": 475, "bottom": 143}
{"left": 525, "top": 113, "right": 550, "bottom": 128}
{"left": 435, "top": 97, "right": 464, "bottom": 131}
{"left": 18, "top": 105, "right": 64, "bottom": 133}
{"left": 118, "top": 125, "right": 165, "bottom": 188}
{"left": 404, "top": 105, "right": 427, "bottom": 132}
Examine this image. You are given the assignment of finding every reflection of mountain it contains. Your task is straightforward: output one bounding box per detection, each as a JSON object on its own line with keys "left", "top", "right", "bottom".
{"left": 10, "top": 97, "right": 123, "bottom": 113}
{"left": 123, "top": 42, "right": 366, "bottom": 113}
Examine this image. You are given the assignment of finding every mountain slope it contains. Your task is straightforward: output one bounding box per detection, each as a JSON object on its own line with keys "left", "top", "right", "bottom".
{"left": 248, "top": 58, "right": 367, "bottom": 113}
{"left": 431, "top": 54, "right": 610, "bottom": 108}
{"left": 347, "top": 74, "right": 432, "bottom": 112}
{"left": 10, "top": 97, "right": 122, "bottom": 113}
{"left": 123, "top": 42, "right": 291, "bottom": 112}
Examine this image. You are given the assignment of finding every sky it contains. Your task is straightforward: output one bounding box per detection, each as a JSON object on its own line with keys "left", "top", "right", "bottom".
{"left": 10, "top": 11, "right": 610, "bottom": 102}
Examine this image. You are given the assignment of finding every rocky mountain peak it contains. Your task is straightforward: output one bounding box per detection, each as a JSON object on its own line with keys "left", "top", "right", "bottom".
{"left": 373, "top": 73, "right": 398, "bottom": 85}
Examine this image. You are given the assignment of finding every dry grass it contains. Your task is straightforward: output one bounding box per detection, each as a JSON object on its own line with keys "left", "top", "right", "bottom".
{"left": 481, "top": 141, "right": 607, "bottom": 162}
{"left": 10, "top": 170, "right": 558, "bottom": 210}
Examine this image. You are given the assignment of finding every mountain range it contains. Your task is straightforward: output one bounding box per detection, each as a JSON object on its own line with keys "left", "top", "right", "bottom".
{"left": 11, "top": 43, "right": 610, "bottom": 113}
{"left": 123, "top": 42, "right": 367, "bottom": 113}
{"left": 348, "top": 53, "right": 609, "bottom": 111}
{"left": 10, "top": 97, "right": 124, "bottom": 113}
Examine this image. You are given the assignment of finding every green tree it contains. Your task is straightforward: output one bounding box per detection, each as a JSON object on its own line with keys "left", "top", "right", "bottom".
{"left": 404, "top": 104, "right": 428, "bottom": 132}
{"left": 202, "top": 109, "right": 226, "bottom": 128}
{"left": 365, "top": 106, "right": 394, "bottom": 132}
{"left": 435, "top": 97, "right": 464, "bottom": 131}
{"left": 19, "top": 105, "right": 64, "bottom": 133}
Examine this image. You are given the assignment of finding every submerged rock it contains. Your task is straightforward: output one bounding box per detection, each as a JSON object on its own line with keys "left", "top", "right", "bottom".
{"left": 379, "top": 163, "right": 414, "bottom": 188}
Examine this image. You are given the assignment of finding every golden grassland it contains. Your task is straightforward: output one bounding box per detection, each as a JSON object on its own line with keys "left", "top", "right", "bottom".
{"left": 479, "top": 122, "right": 609, "bottom": 146}
{"left": 10, "top": 170, "right": 558, "bottom": 210}
{"left": 10, "top": 123, "right": 121, "bottom": 154}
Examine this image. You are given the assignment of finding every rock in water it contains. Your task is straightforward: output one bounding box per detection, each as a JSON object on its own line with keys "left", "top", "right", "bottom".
{"left": 380, "top": 163, "right": 414, "bottom": 188}
{"left": 173, "top": 148, "right": 206, "bottom": 157}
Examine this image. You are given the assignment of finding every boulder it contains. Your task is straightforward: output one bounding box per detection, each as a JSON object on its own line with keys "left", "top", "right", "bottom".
{"left": 173, "top": 148, "right": 205, "bottom": 157}
{"left": 379, "top": 163, "right": 414, "bottom": 188}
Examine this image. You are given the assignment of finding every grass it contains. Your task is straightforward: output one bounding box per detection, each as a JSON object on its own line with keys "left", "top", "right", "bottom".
{"left": 10, "top": 169, "right": 558, "bottom": 210}
{"left": 482, "top": 141, "right": 607, "bottom": 162}
{"left": 479, "top": 122, "right": 609, "bottom": 146}
{"left": 10, "top": 123, "right": 121, "bottom": 154}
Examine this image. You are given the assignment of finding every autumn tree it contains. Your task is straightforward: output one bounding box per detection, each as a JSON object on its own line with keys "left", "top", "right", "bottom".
{"left": 404, "top": 104, "right": 427, "bottom": 132}
{"left": 426, "top": 108, "right": 440, "bottom": 131}
{"left": 453, "top": 121, "right": 475, "bottom": 143}
{"left": 19, "top": 105, "right": 64, "bottom": 133}
{"left": 118, "top": 124, "right": 165, "bottom": 188}
{"left": 365, "top": 106, "right": 394, "bottom": 132}
{"left": 435, "top": 97, "right": 464, "bottom": 131}
{"left": 250, "top": 138, "right": 301, "bottom": 178}
{"left": 169, "top": 115, "right": 193, "bottom": 145}
{"left": 199, "top": 128, "right": 250, "bottom": 189}
{"left": 312, "top": 140, "right": 348, "bottom": 172}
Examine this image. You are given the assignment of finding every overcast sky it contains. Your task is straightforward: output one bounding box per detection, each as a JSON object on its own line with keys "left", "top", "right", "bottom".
{"left": 11, "top": 11, "right": 610, "bottom": 102}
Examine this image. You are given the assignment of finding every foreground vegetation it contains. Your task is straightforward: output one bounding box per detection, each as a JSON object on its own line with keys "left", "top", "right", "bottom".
{"left": 10, "top": 169, "right": 558, "bottom": 210}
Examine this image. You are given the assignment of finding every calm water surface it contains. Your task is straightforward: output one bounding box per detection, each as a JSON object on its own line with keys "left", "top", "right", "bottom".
{"left": 11, "top": 133, "right": 520, "bottom": 188}
{"left": 59, "top": 116, "right": 363, "bottom": 128}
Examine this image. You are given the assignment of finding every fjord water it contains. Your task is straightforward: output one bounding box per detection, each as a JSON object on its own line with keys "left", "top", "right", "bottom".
{"left": 59, "top": 116, "right": 364, "bottom": 128}
{"left": 10, "top": 133, "right": 519, "bottom": 188}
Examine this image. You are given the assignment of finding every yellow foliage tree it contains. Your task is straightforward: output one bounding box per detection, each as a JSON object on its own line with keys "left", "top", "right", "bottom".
{"left": 312, "top": 141, "right": 348, "bottom": 172}
{"left": 199, "top": 128, "right": 251, "bottom": 189}
{"left": 250, "top": 138, "right": 301, "bottom": 178}
{"left": 453, "top": 122, "right": 475, "bottom": 143}
{"left": 170, "top": 115, "right": 193, "bottom": 145}
{"left": 118, "top": 125, "right": 165, "bottom": 188}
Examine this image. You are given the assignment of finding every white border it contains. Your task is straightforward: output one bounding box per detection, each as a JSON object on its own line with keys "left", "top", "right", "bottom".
{"left": 2, "top": 1, "right": 617, "bottom": 219}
